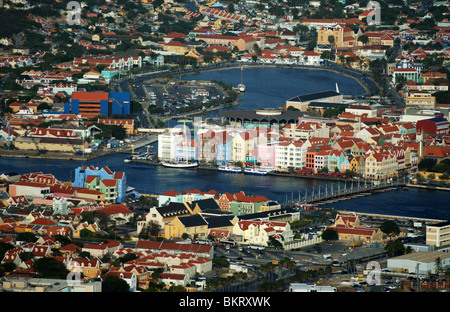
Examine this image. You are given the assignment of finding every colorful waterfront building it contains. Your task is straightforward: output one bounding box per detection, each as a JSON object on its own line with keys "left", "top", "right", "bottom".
{"left": 74, "top": 166, "right": 127, "bottom": 203}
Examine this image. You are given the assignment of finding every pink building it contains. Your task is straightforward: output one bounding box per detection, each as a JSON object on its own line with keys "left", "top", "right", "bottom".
{"left": 257, "top": 144, "right": 276, "bottom": 168}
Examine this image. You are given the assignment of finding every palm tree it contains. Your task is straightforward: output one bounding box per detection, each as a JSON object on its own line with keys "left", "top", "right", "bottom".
{"left": 328, "top": 35, "right": 335, "bottom": 49}
{"left": 435, "top": 257, "right": 442, "bottom": 276}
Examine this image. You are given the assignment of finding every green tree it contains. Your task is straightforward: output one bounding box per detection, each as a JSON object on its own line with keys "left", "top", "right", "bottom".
{"left": 380, "top": 220, "right": 400, "bottom": 236}
{"left": 327, "top": 35, "right": 335, "bottom": 48}
{"left": 16, "top": 232, "right": 38, "bottom": 243}
{"left": 321, "top": 228, "right": 339, "bottom": 241}
{"left": 33, "top": 257, "right": 70, "bottom": 279}
{"left": 212, "top": 257, "right": 229, "bottom": 268}
{"left": 385, "top": 240, "right": 405, "bottom": 257}
{"left": 102, "top": 276, "right": 130, "bottom": 292}
{"left": 357, "top": 35, "right": 369, "bottom": 45}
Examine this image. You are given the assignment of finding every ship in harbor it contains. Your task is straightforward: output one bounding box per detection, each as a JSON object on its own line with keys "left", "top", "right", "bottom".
{"left": 161, "top": 161, "right": 198, "bottom": 169}
{"left": 218, "top": 164, "right": 242, "bottom": 173}
{"left": 243, "top": 166, "right": 270, "bottom": 175}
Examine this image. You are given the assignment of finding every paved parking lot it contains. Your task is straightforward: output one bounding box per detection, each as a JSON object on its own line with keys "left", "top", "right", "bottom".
{"left": 142, "top": 79, "right": 227, "bottom": 116}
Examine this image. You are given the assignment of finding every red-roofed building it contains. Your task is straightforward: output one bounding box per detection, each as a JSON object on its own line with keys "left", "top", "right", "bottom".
{"left": 233, "top": 220, "right": 293, "bottom": 247}
{"left": 99, "top": 204, "right": 134, "bottom": 224}
{"left": 327, "top": 213, "right": 383, "bottom": 243}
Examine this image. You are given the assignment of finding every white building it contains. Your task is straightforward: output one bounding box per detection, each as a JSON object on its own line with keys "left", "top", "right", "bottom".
{"left": 387, "top": 251, "right": 450, "bottom": 275}
{"left": 157, "top": 132, "right": 185, "bottom": 161}
{"left": 232, "top": 220, "right": 294, "bottom": 247}
{"left": 275, "top": 141, "right": 307, "bottom": 170}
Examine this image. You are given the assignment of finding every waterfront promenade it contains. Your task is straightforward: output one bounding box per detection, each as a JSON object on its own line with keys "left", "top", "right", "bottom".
{"left": 0, "top": 135, "right": 159, "bottom": 161}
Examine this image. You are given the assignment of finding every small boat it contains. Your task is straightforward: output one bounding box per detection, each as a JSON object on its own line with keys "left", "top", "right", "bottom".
{"left": 162, "top": 161, "right": 198, "bottom": 169}
{"left": 244, "top": 167, "right": 268, "bottom": 175}
{"left": 218, "top": 164, "right": 242, "bottom": 173}
{"left": 124, "top": 155, "right": 132, "bottom": 163}
{"left": 237, "top": 66, "right": 245, "bottom": 92}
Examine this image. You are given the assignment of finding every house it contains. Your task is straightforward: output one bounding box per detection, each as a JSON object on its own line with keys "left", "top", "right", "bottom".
{"left": 134, "top": 240, "right": 214, "bottom": 259}
{"left": 317, "top": 23, "right": 360, "bottom": 48}
{"left": 302, "top": 51, "right": 321, "bottom": 65}
{"left": 97, "top": 118, "right": 136, "bottom": 135}
{"left": 99, "top": 204, "right": 134, "bottom": 225}
{"left": 8, "top": 181, "right": 51, "bottom": 198}
{"left": 405, "top": 91, "right": 436, "bottom": 109}
{"left": 82, "top": 240, "right": 122, "bottom": 258}
{"left": 159, "top": 272, "right": 189, "bottom": 287}
{"left": 102, "top": 270, "right": 138, "bottom": 291}
{"left": 275, "top": 141, "right": 306, "bottom": 170}
{"left": 229, "top": 192, "right": 270, "bottom": 216}
{"left": 67, "top": 257, "right": 103, "bottom": 280}
{"left": 232, "top": 220, "right": 294, "bottom": 247}
{"left": 73, "top": 222, "right": 100, "bottom": 239}
{"left": 327, "top": 150, "right": 347, "bottom": 172}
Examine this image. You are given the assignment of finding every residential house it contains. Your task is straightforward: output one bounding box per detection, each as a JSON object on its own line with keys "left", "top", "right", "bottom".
{"left": 67, "top": 257, "right": 103, "bottom": 280}
{"left": 232, "top": 220, "right": 294, "bottom": 247}
{"left": 82, "top": 240, "right": 122, "bottom": 258}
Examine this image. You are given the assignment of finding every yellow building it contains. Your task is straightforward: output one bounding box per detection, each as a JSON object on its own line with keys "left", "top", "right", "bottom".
{"left": 405, "top": 91, "right": 436, "bottom": 109}
{"left": 162, "top": 40, "right": 190, "bottom": 55}
{"left": 364, "top": 151, "right": 398, "bottom": 180}
{"left": 317, "top": 24, "right": 360, "bottom": 49}
{"left": 67, "top": 257, "right": 102, "bottom": 280}
{"left": 232, "top": 131, "right": 255, "bottom": 163}
{"left": 164, "top": 214, "right": 209, "bottom": 239}
{"left": 328, "top": 213, "right": 384, "bottom": 244}
{"left": 426, "top": 221, "right": 450, "bottom": 247}
{"left": 350, "top": 156, "right": 365, "bottom": 175}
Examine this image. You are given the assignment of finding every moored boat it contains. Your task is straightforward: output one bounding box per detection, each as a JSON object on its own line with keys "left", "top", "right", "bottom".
{"left": 162, "top": 161, "right": 198, "bottom": 169}
{"left": 218, "top": 164, "right": 242, "bottom": 173}
{"left": 244, "top": 167, "right": 268, "bottom": 175}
